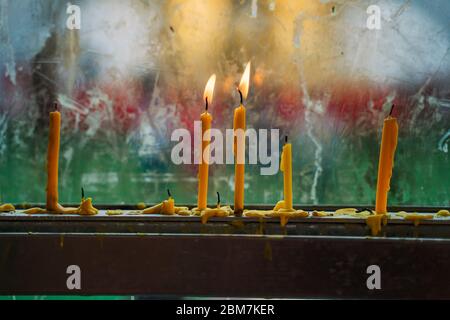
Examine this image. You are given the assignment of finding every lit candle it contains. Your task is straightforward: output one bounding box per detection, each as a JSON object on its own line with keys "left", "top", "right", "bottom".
{"left": 281, "top": 136, "right": 293, "bottom": 210}
{"left": 234, "top": 61, "right": 251, "bottom": 214}
{"left": 197, "top": 74, "right": 216, "bottom": 210}
{"left": 46, "top": 103, "right": 61, "bottom": 211}
{"left": 375, "top": 105, "right": 399, "bottom": 214}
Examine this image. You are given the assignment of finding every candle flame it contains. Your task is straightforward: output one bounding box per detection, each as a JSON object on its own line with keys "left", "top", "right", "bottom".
{"left": 239, "top": 61, "right": 251, "bottom": 100}
{"left": 203, "top": 74, "right": 217, "bottom": 105}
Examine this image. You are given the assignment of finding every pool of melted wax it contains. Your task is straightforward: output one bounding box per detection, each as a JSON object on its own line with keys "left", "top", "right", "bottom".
{"left": 1, "top": 208, "right": 450, "bottom": 238}
{"left": 1, "top": 208, "right": 449, "bottom": 221}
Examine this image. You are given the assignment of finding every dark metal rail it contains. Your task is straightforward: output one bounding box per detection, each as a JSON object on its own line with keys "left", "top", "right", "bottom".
{"left": 0, "top": 206, "right": 449, "bottom": 299}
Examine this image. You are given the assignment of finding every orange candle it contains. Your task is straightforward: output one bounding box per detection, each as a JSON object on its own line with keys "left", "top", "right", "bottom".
{"left": 375, "top": 105, "right": 399, "bottom": 214}
{"left": 46, "top": 104, "right": 61, "bottom": 211}
{"left": 281, "top": 137, "right": 293, "bottom": 210}
{"left": 197, "top": 75, "right": 216, "bottom": 210}
{"left": 234, "top": 62, "right": 251, "bottom": 214}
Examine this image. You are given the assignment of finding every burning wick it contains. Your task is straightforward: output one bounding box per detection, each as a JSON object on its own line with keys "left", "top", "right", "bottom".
{"left": 389, "top": 104, "right": 395, "bottom": 117}
{"left": 167, "top": 189, "right": 172, "bottom": 198}
{"left": 216, "top": 192, "right": 221, "bottom": 207}
{"left": 205, "top": 97, "right": 209, "bottom": 112}
{"left": 237, "top": 88, "right": 243, "bottom": 105}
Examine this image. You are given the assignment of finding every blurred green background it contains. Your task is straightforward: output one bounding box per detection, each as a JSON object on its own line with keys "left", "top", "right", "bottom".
{"left": 0, "top": 0, "right": 449, "bottom": 207}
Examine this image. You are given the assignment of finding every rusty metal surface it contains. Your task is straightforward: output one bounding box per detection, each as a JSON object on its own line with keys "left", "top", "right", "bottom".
{"left": 1, "top": 210, "right": 450, "bottom": 238}
{"left": 1, "top": 233, "right": 450, "bottom": 299}
{"left": 1, "top": 206, "right": 450, "bottom": 298}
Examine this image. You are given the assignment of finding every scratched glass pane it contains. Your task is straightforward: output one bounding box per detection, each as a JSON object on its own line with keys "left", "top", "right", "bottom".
{"left": 0, "top": 0, "right": 448, "bottom": 206}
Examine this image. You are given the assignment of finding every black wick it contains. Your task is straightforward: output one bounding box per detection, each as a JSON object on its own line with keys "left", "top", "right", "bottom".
{"left": 285, "top": 136, "right": 288, "bottom": 144}
{"left": 205, "top": 97, "right": 209, "bottom": 112}
{"left": 81, "top": 187, "right": 85, "bottom": 200}
{"left": 357, "top": 208, "right": 372, "bottom": 213}
{"left": 237, "top": 88, "right": 243, "bottom": 104}
{"left": 389, "top": 104, "right": 395, "bottom": 116}
{"left": 54, "top": 101, "right": 59, "bottom": 111}
{"left": 217, "top": 192, "right": 221, "bottom": 206}
{"left": 167, "top": 189, "right": 172, "bottom": 198}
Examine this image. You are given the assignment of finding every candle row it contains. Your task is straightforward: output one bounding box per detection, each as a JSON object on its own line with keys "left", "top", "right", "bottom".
{"left": 0, "top": 63, "right": 397, "bottom": 217}
{"left": 196, "top": 62, "right": 398, "bottom": 216}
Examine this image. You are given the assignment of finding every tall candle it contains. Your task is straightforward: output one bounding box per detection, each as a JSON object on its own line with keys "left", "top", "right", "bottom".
{"left": 234, "top": 62, "right": 251, "bottom": 214}
{"left": 281, "top": 136, "right": 293, "bottom": 210}
{"left": 46, "top": 103, "right": 61, "bottom": 211}
{"left": 375, "top": 105, "right": 399, "bottom": 214}
{"left": 197, "top": 75, "right": 216, "bottom": 210}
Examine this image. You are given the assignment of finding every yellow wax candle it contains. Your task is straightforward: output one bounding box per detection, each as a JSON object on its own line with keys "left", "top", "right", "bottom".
{"left": 46, "top": 104, "right": 61, "bottom": 211}
{"left": 234, "top": 61, "right": 251, "bottom": 214}
{"left": 197, "top": 75, "right": 216, "bottom": 210}
{"left": 76, "top": 188, "right": 98, "bottom": 216}
{"left": 161, "top": 190, "right": 175, "bottom": 215}
{"left": 162, "top": 198, "right": 175, "bottom": 215}
{"left": 281, "top": 137, "right": 293, "bottom": 210}
{"left": 375, "top": 105, "right": 399, "bottom": 214}
{"left": 77, "top": 198, "right": 99, "bottom": 216}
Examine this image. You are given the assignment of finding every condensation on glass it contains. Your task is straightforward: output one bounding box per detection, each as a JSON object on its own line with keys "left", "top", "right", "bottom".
{"left": 0, "top": 0, "right": 448, "bottom": 206}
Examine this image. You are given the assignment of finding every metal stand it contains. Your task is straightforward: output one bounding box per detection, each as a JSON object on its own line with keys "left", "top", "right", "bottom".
{"left": 1, "top": 206, "right": 449, "bottom": 299}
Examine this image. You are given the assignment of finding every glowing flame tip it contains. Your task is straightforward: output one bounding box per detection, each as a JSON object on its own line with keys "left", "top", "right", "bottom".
{"left": 238, "top": 61, "right": 251, "bottom": 101}
{"left": 203, "top": 74, "right": 217, "bottom": 106}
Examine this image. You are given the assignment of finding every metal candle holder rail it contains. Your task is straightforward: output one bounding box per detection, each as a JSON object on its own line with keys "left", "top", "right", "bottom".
{"left": 1, "top": 205, "right": 450, "bottom": 299}
{"left": 10, "top": 203, "right": 449, "bottom": 212}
